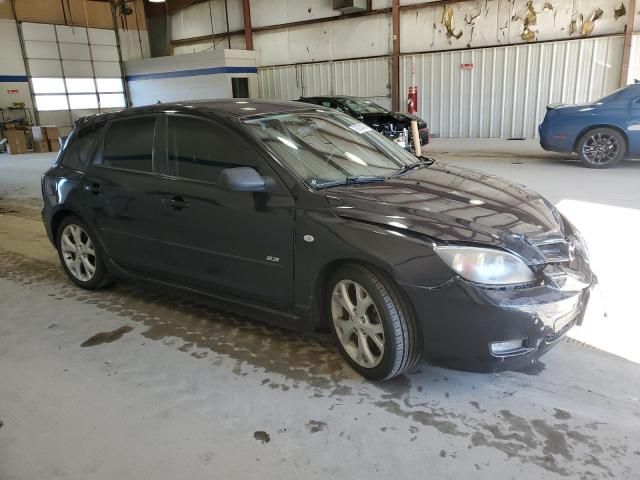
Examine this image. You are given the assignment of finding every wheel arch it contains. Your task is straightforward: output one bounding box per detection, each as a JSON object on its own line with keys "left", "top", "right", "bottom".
{"left": 50, "top": 208, "right": 77, "bottom": 243}
{"left": 573, "top": 124, "right": 629, "bottom": 154}
{"left": 309, "top": 258, "right": 419, "bottom": 335}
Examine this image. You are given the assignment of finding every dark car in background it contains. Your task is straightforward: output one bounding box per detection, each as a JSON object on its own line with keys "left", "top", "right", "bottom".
{"left": 539, "top": 83, "right": 640, "bottom": 168}
{"left": 42, "top": 99, "right": 594, "bottom": 380}
{"left": 299, "top": 95, "right": 429, "bottom": 151}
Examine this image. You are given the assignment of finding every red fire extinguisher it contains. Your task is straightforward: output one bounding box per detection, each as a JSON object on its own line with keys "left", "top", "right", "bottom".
{"left": 407, "top": 63, "right": 418, "bottom": 114}
{"left": 407, "top": 86, "right": 418, "bottom": 114}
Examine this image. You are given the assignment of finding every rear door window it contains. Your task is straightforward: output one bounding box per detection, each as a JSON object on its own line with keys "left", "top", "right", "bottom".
{"left": 166, "top": 115, "right": 258, "bottom": 184}
{"left": 102, "top": 117, "right": 156, "bottom": 173}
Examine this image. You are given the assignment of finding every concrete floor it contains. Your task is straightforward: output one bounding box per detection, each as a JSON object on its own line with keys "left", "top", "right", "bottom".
{"left": 1, "top": 142, "right": 639, "bottom": 480}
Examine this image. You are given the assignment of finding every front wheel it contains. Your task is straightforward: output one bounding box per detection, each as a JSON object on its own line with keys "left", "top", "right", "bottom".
{"left": 328, "top": 264, "right": 420, "bottom": 380}
{"left": 577, "top": 128, "right": 626, "bottom": 168}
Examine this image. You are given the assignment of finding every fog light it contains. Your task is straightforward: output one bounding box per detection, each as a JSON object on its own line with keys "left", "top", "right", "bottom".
{"left": 490, "top": 339, "right": 525, "bottom": 355}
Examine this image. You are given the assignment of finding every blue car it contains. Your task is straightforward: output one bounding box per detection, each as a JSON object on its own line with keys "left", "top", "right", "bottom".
{"left": 539, "top": 83, "right": 640, "bottom": 168}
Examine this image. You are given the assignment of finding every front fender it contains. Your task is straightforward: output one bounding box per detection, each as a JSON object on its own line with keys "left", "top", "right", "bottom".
{"left": 293, "top": 207, "right": 455, "bottom": 312}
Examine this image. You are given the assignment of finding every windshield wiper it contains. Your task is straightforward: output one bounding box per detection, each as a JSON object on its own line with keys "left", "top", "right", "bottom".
{"left": 391, "top": 156, "right": 435, "bottom": 177}
{"left": 314, "top": 175, "right": 387, "bottom": 190}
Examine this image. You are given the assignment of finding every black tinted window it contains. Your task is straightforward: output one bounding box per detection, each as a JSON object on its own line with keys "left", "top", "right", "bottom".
{"left": 167, "top": 116, "right": 256, "bottom": 183}
{"left": 61, "top": 125, "right": 103, "bottom": 170}
{"left": 103, "top": 117, "right": 155, "bottom": 172}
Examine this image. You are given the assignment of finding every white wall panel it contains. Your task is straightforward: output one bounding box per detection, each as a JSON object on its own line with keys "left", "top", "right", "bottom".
{"left": 400, "top": 36, "right": 624, "bottom": 139}
{"left": 627, "top": 34, "right": 640, "bottom": 84}
{"left": 172, "top": 35, "right": 246, "bottom": 56}
{"left": 254, "top": 14, "right": 390, "bottom": 66}
{"left": 90, "top": 45, "right": 120, "bottom": 62}
{"left": 28, "top": 59, "right": 63, "bottom": 77}
{"left": 1, "top": 20, "right": 27, "bottom": 76}
{"left": 62, "top": 60, "right": 94, "bottom": 77}
{"left": 118, "top": 29, "right": 151, "bottom": 61}
{"left": 88, "top": 28, "right": 117, "bottom": 46}
{"left": 400, "top": 0, "right": 627, "bottom": 54}
{"left": 249, "top": 0, "right": 339, "bottom": 28}
{"left": 257, "top": 65, "right": 302, "bottom": 100}
{"left": 171, "top": 0, "right": 243, "bottom": 41}
{"left": 0, "top": 20, "right": 32, "bottom": 112}
{"left": 24, "top": 41, "right": 59, "bottom": 60}
{"left": 258, "top": 57, "right": 390, "bottom": 108}
{"left": 60, "top": 43, "right": 91, "bottom": 60}
{"left": 93, "top": 61, "right": 124, "bottom": 77}
{"left": 56, "top": 25, "right": 88, "bottom": 44}
{"left": 21, "top": 22, "right": 56, "bottom": 42}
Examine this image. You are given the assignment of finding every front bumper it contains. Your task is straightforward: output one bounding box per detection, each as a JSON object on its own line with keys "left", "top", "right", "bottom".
{"left": 402, "top": 274, "right": 595, "bottom": 372}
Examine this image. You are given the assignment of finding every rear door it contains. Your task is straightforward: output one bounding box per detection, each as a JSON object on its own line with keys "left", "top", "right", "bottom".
{"left": 82, "top": 115, "right": 166, "bottom": 275}
{"left": 157, "top": 114, "right": 295, "bottom": 308}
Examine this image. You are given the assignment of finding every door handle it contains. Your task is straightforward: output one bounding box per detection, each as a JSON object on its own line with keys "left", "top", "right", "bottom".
{"left": 84, "top": 182, "right": 102, "bottom": 195}
{"left": 163, "top": 196, "right": 190, "bottom": 210}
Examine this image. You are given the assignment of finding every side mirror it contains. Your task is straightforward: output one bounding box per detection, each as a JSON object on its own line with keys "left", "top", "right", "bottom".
{"left": 219, "top": 167, "right": 266, "bottom": 192}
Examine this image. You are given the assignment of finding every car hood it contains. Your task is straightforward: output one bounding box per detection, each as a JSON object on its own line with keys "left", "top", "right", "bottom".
{"left": 324, "top": 162, "right": 566, "bottom": 263}
{"left": 361, "top": 111, "right": 427, "bottom": 129}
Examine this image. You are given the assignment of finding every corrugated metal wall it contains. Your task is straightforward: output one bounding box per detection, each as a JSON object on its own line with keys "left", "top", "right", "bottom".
{"left": 259, "top": 36, "right": 623, "bottom": 138}
{"left": 258, "top": 57, "right": 391, "bottom": 109}
{"left": 401, "top": 36, "right": 624, "bottom": 139}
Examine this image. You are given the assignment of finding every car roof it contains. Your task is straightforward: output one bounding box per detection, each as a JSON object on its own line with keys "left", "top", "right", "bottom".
{"left": 75, "top": 99, "right": 319, "bottom": 127}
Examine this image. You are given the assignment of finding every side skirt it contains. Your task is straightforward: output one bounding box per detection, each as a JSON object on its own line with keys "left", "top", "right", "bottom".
{"left": 103, "top": 255, "right": 314, "bottom": 334}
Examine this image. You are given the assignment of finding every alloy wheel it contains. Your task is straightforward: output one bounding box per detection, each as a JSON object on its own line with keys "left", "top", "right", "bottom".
{"left": 581, "top": 132, "right": 620, "bottom": 165}
{"left": 331, "top": 279, "right": 385, "bottom": 368}
{"left": 60, "top": 224, "right": 96, "bottom": 282}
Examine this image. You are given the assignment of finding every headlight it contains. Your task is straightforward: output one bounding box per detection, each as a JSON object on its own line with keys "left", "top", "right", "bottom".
{"left": 434, "top": 246, "right": 536, "bottom": 285}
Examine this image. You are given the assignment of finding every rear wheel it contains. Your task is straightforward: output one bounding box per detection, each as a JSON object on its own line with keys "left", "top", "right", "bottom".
{"left": 328, "top": 264, "right": 420, "bottom": 380}
{"left": 577, "top": 128, "right": 626, "bottom": 169}
{"left": 56, "top": 215, "right": 111, "bottom": 289}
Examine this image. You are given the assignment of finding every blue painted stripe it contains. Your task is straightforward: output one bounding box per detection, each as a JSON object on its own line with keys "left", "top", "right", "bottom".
{"left": 125, "top": 66, "right": 257, "bottom": 82}
{"left": 0, "top": 75, "right": 29, "bottom": 82}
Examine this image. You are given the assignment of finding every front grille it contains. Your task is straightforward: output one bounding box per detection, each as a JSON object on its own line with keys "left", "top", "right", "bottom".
{"left": 533, "top": 239, "right": 573, "bottom": 263}
{"left": 545, "top": 319, "right": 577, "bottom": 343}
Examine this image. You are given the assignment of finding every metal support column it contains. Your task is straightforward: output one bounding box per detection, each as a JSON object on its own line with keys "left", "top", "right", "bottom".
{"left": 111, "top": 3, "right": 133, "bottom": 107}
{"left": 620, "top": 0, "right": 637, "bottom": 86}
{"left": 10, "top": 0, "right": 40, "bottom": 125}
{"left": 242, "top": 0, "right": 253, "bottom": 50}
{"left": 391, "top": 0, "right": 400, "bottom": 111}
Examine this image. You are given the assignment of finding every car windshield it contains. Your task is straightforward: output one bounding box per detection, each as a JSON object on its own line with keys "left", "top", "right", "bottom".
{"left": 342, "top": 98, "right": 388, "bottom": 114}
{"left": 243, "top": 110, "right": 417, "bottom": 188}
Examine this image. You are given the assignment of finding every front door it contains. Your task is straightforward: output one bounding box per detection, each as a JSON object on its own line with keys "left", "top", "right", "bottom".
{"left": 82, "top": 115, "right": 166, "bottom": 275}
{"left": 157, "top": 114, "right": 295, "bottom": 308}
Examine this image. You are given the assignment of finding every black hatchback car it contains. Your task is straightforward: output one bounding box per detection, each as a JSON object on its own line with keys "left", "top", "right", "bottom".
{"left": 42, "top": 100, "right": 595, "bottom": 380}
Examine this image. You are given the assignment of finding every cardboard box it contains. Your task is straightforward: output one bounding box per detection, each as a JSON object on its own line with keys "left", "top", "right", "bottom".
{"left": 48, "top": 138, "right": 61, "bottom": 152}
{"left": 30, "top": 125, "right": 60, "bottom": 142}
{"left": 44, "top": 126, "right": 60, "bottom": 139}
{"left": 31, "top": 126, "right": 48, "bottom": 142}
{"left": 5, "top": 129, "right": 28, "bottom": 154}
{"left": 33, "top": 140, "right": 50, "bottom": 153}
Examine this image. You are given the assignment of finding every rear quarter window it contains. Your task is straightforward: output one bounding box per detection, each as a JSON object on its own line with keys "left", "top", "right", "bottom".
{"left": 60, "top": 123, "right": 104, "bottom": 171}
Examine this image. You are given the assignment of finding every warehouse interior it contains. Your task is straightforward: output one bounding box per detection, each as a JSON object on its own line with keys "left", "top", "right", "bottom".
{"left": 1, "top": 0, "right": 640, "bottom": 479}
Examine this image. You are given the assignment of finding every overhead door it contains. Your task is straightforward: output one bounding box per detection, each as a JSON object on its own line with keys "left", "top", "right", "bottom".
{"left": 21, "top": 22, "right": 127, "bottom": 132}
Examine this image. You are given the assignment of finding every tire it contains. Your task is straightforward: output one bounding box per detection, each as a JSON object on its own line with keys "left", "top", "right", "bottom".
{"left": 327, "top": 264, "right": 420, "bottom": 380}
{"left": 56, "top": 215, "right": 111, "bottom": 290}
{"left": 577, "top": 127, "right": 626, "bottom": 169}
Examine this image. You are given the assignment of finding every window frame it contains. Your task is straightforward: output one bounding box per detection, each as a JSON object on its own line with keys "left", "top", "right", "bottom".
{"left": 95, "top": 114, "right": 160, "bottom": 175}
{"left": 160, "top": 113, "right": 272, "bottom": 187}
